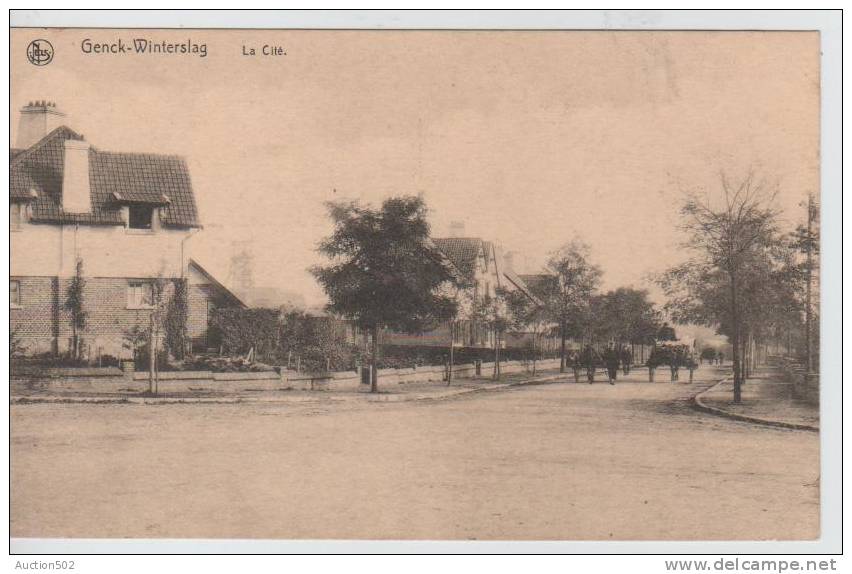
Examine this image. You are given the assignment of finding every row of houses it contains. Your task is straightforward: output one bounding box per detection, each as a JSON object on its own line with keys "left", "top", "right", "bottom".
{"left": 9, "top": 101, "right": 561, "bottom": 361}
{"left": 380, "top": 236, "right": 559, "bottom": 352}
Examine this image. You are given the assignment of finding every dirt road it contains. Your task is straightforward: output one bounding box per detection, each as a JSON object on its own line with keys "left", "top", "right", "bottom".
{"left": 11, "top": 370, "right": 819, "bottom": 540}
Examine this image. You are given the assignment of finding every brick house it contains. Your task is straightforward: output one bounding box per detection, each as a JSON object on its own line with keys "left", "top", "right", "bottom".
{"left": 10, "top": 101, "right": 244, "bottom": 360}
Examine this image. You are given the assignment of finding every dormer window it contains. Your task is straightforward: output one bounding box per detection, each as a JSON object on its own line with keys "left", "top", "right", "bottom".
{"left": 128, "top": 205, "right": 154, "bottom": 230}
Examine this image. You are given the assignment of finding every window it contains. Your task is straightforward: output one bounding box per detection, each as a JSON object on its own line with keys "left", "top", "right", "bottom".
{"left": 10, "top": 280, "right": 21, "bottom": 308}
{"left": 10, "top": 204, "right": 25, "bottom": 230}
{"left": 128, "top": 205, "right": 154, "bottom": 230}
{"left": 127, "top": 281, "right": 155, "bottom": 309}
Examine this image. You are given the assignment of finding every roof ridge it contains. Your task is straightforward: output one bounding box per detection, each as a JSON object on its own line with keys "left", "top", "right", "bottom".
{"left": 94, "top": 149, "right": 187, "bottom": 161}
{"left": 10, "top": 125, "right": 83, "bottom": 168}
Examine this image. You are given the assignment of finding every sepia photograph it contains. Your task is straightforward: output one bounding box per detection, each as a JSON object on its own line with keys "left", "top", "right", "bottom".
{"left": 6, "top": 9, "right": 842, "bottom": 558}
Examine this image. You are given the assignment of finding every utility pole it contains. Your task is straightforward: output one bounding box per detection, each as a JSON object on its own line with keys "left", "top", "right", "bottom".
{"left": 805, "top": 193, "right": 815, "bottom": 373}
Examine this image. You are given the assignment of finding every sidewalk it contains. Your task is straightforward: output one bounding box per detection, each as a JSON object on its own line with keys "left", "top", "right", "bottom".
{"left": 11, "top": 369, "right": 570, "bottom": 405}
{"left": 694, "top": 365, "right": 819, "bottom": 431}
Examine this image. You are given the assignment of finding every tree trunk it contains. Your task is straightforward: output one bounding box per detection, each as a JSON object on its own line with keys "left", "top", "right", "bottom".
{"left": 153, "top": 331, "right": 159, "bottom": 395}
{"left": 559, "top": 320, "right": 567, "bottom": 373}
{"left": 71, "top": 325, "right": 78, "bottom": 361}
{"left": 805, "top": 193, "right": 814, "bottom": 372}
{"left": 370, "top": 324, "right": 379, "bottom": 393}
{"left": 148, "top": 319, "right": 156, "bottom": 395}
{"left": 532, "top": 332, "right": 538, "bottom": 376}
{"left": 493, "top": 329, "right": 500, "bottom": 380}
{"left": 730, "top": 273, "right": 742, "bottom": 403}
{"left": 447, "top": 320, "right": 454, "bottom": 386}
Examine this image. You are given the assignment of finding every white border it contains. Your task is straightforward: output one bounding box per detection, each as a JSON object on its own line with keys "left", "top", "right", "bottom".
{"left": 6, "top": 9, "right": 843, "bottom": 556}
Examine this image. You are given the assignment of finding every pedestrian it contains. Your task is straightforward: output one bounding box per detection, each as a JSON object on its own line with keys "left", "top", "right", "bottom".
{"left": 620, "top": 345, "right": 633, "bottom": 375}
{"left": 604, "top": 343, "right": 619, "bottom": 385}
{"left": 718, "top": 351, "right": 725, "bottom": 366}
{"left": 569, "top": 350, "right": 582, "bottom": 383}
{"left": 580, "top": 344, "right": 600, "bottom": 384}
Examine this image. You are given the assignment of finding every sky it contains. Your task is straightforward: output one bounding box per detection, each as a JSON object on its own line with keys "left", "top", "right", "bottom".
{"left": 11, "top": 29, "right": 819, "bottom": 307}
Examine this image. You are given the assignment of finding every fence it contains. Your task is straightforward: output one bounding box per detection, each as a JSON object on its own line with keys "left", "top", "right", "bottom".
{"left": 772, "top": 356, "right": 819, "bottom": 406}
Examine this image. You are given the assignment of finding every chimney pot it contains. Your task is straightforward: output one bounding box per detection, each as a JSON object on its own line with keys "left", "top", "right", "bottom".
{"left": 16, "top": 100, "right": 66, "bottom": 148}
{"left": 449, "top": 220, "right": 466, "bottom": 237}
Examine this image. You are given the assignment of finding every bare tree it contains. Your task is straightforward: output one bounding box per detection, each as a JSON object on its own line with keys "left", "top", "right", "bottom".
{"left": 678, "top": 171, "right": 779, "bottom": 403}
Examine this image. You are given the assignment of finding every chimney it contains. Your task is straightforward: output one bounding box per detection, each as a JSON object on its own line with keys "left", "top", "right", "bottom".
{"left": 503, "top": 250, "right": 516, "bottom": 272}
{"left": 16, "top": 100, "right": 66, "bottom": 149}
{"left": 62, "top": 138, "right": 92, "bottom": 213}
{"left": 449, "top": 221, "right": 466, "bottom": 237}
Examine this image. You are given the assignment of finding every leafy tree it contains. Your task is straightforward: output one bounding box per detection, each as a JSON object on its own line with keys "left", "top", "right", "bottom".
{"left": 594, "top": 287, "right": 662, "bottom": 348}
{"left": 311, "top": 195, "right": 459, "bottom": 392}
{"left": 64, "top": 258, "right": 87, "bottom": 361}
{"left": 537, "top": 240, "right": 602, "bottom": 372}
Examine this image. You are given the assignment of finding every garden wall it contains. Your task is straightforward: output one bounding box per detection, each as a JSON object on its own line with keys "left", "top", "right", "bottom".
{"left": 11, "top": 358, "right": 561, "bottom": 396}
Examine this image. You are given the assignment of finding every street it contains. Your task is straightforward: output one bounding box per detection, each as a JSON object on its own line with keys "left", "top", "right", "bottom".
{"left": 11, "top": 370, "right": 819, "bottom": 541}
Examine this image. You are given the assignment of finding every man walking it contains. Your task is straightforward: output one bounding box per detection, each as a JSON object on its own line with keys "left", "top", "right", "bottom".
{"left": 568, "top": 349, "right": 582, "bottom": 383}
{"left": 604, "top": 343, "right": 619, "bottom": 385}
{"left": 620, "top": 345, "right": 633, "bottom": 375}
{"left": 580, "top": 344, "right": 600, "bottom": 384}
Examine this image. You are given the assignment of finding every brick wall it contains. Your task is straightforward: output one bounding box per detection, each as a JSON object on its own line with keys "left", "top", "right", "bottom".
{"left": 10, "top": 276, "right": 60, "bottom": 355}
{"left": 11, "top": 276, "right": 201, "bottom": 359}
{"left": 188, "top": 283, "right": 213, "bottom": 351}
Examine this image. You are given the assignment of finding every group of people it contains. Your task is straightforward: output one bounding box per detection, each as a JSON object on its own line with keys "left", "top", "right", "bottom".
{"left": 568, "top": 343, "right": 633, "bottom": 385}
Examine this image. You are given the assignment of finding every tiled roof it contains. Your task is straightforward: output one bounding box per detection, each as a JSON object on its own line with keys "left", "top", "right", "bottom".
{"left": 9, "top": 126, "right": 200, "bottom": 227}
{"left": 432, "top": 237, "right": 485, "bottom": 279}
{"left": 518, "top": 273, "right": 555, "bottom": 297}
{"left": 189, "top": 259, "right": 246, "bottom": 308}
{"left": 503, "top": 268, "right": 539, "bottom": 303}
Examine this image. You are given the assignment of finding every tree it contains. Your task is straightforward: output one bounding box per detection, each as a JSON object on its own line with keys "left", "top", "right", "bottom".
{"left": 146, "top": 277, "right": 173, "bottom": 394}
{"left": 656, "top": 322, "right": 677, "bottom": 342}
{"left": 471, "top": 287, "right": 512, "bottom": 380}
{"left": 595, "top": 287, "right": 662, "bottom": 347}
{"left": 64, "top": 258, "right": 87, "bottom": 361}
{"left": 538, "top": 240, "right": 602, "bottom": 372}
{"left": 504, "top": 286, "right": 547, "bottom": 375}
{"left": 667, "top": 171, "right": 779, "bottom": 403}
{"left": 164, "top": 278, "right": 189, "bottom": 360}
{"left": 443, "top": 279, "right": 475, "bottom": 385}
{"left": 790, "top": 194, "right": 819, "bottom": 371}
{"left": 311, "top": 195, "right": 459, "bottom": 392}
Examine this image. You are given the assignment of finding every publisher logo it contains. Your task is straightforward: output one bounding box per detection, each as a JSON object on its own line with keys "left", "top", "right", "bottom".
{"left": 27, "top": 39, "right": 54, "bottom": 66}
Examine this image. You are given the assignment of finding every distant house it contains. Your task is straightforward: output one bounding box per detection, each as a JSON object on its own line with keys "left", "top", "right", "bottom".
{"left": 10, "top": 100, "right": 244, "bottom": 359}
{"left": 382, "top": 236, "right": 538, "bottom": 349}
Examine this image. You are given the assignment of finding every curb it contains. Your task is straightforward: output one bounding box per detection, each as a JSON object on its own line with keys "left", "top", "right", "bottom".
{"left": 691, "top": 377, "right": 819, "bottom": 432}
{"left": 10, "top": 373, "right": 573, "bottom": 406}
